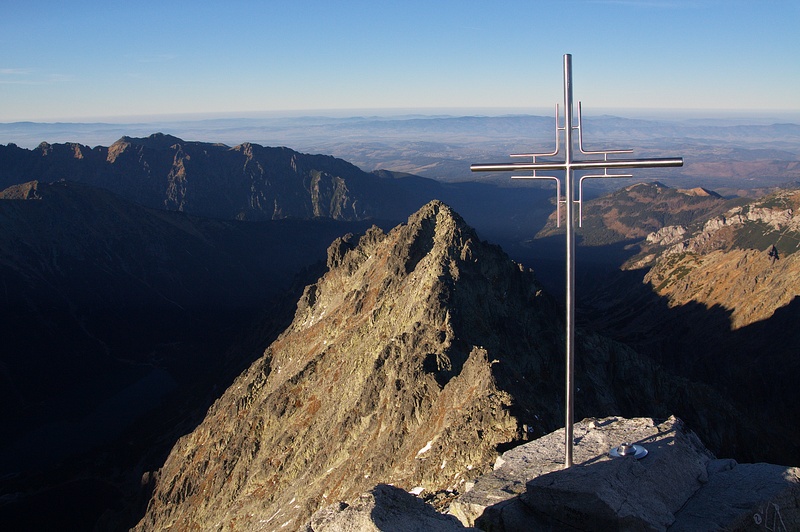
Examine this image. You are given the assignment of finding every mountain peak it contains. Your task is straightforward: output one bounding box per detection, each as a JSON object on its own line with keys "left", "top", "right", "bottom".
{"left": 678, "top": 186, "right": 722, "bottom": 198}
{"left": 325, "top": 200, "right": 477, "bottom": 276}
{"left": 116, "top": 132, "right": 185, "bottom": 150}
{"left": 407, "top": 199, "right": 471, "bottom": 235}
{"left": 135, "top": 201, "right": 559, "bottom": 530}
{"left": 107, "top": 133, "right": 186, "bottom": 163}
{"left": 136, "top": 200, "right": 752, "bottom": 530}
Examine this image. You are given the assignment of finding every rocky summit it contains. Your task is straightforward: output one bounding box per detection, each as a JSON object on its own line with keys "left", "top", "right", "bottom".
{"left": 135, "top": 201, "right": 747, "bottom": 531}
{"left": 454, "top": 415, "right": 800, "bottom": 531}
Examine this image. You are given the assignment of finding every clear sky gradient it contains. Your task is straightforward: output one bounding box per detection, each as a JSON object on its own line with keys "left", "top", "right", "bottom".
{"left": 1, "top": 0, "right": 799, "bottom": 122}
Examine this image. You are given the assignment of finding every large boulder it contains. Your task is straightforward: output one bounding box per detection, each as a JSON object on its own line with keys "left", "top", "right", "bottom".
{"left": 450, "top": 416, "right": 800, "bottom": 531}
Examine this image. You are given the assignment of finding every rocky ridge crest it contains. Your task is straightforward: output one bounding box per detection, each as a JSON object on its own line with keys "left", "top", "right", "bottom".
{"left": 0, "top": 133, "right": 427, "bottom": 221}
{"left": 536, "top": 182, "right": 730, "bottom": 245}
{"left": 636, "top": 188, "right": 800, "bottom": 329}
{"left": 136, "top": 201, "right": 751, "bottom": 531}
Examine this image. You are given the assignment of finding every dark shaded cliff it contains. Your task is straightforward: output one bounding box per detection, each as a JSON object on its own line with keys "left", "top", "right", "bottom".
{"left": 0, "top": 180, "right": 384, "bottom": 530}
{"left": 0, "top": 134, "right": 432, "bottom": 221}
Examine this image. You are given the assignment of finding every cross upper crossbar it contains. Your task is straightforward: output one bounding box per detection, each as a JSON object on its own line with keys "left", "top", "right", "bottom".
{"left": 472, "top": 157, "right": 683, "bottom": 172}
{"left": 471, "top": 54, "right": 683, "bottom": 469}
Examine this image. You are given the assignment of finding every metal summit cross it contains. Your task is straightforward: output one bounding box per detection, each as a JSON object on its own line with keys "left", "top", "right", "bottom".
{"left": 471, "top": 54, "right": 683, "bottom": 468}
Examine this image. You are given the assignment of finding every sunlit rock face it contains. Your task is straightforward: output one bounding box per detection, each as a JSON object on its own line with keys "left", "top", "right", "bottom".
{"left": 643, "top": 189, "right": 800, "bottom": 329}
{"left": 135, "top": 201, "right": 743, "bottom": 531}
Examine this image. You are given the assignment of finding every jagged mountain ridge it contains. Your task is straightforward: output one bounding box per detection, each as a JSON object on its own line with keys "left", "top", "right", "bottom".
{"left": 536, "top": 181, "right": 733, "bottom": 246}
{"left": 136, "top": 201, "right": 557, "bottom": 530}
{"left": 0, "top": 133, "right": 432, "bottom": 221}
{"left": 634, "top": 187, "right": 800, "bottom": 329}
{"left": 136, "top": 201, "right": 751, "bottom": 531}
{"left": 0, "top": 133, "right": 563, "bottom": 246}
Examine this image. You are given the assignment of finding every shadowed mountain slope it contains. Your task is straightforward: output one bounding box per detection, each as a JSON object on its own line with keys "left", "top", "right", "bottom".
{"left": 0, "top": 134, "right": 432, "bottom": 221}
{"left": 574, "top": 186, "right": 800, "bottom": 464}
{"left": 0, "top": 180, "right": 381, "bottom": 428}
{"left": 0, "top": 180, "right": 387, "bottom": 530}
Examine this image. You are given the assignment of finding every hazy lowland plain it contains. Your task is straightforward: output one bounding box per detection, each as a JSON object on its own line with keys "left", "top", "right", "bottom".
{"left": 1, "top": 111, "right": 800, "bottom": 529}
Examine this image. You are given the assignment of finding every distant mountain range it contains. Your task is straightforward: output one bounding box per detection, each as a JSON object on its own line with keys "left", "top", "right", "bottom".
{"left": 2, "top": 113, "right": 799, "bottom": 191}
{"left": 0, "top": 133, "right": 558, "bottom": 240}
{"left": 0, "top": 133, "right": 433, "bottom": 221}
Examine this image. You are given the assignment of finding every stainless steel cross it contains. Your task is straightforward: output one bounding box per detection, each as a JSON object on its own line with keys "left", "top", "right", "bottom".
{"left": 471, "top": 54, "right": 683, "bottom": 468}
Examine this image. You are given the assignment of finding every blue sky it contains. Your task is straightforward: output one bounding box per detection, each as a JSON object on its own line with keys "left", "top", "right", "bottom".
{"left": 1, "top": 0, "right": 798, "bottom": 122}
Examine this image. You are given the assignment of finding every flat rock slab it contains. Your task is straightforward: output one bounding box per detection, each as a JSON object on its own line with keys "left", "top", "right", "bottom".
{"left": 450, "top": 416, "right": 698, "bottom": 527}
{"left": 521, "top": 416, "right": 712, "bottom": 530}
{"left": 450, "top": 415, "right": 800, "bottom": 531}
{"left": 671, "top": 460, "right": 800, "bottom": 531}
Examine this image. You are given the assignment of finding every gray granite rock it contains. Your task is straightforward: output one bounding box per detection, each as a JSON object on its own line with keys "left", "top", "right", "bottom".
{"left": 303, "top": 484, "right": 477, "bottom": 531}
{"left": 450, "top": 415, "right": 800, "bottom": 531}
{"left": 450, "top": 416, "right": 696, "bottom": 528}
{"left": 671, "top": 461, "right": 800, "bottom": 531}
{"left": 521, "top": 415, "right": 712, "bottom": 530}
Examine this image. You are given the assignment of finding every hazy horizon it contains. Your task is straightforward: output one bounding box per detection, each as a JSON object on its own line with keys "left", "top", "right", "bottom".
{"left": 4, "top": 106, "right": 800, "bottom": 126}
{"left": 1, "top": 108, "right": 798, "bottom": 156}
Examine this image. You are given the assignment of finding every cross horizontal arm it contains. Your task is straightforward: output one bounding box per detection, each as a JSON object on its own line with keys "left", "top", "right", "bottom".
{"left": 471, "top": 157, "right": 683, "bottom": 173}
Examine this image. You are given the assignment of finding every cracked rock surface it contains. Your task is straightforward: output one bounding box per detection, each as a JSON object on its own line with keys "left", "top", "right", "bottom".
{"left": 451, "top": 416, "right": 800, "bottom": 531}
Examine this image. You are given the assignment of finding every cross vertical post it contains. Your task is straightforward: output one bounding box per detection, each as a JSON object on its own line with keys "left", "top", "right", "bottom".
{"left": 563, "top": 54, "right": 577, "bottom": 469}
{"left": 471, "top": 54, "right": 683, "bottom": 468}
